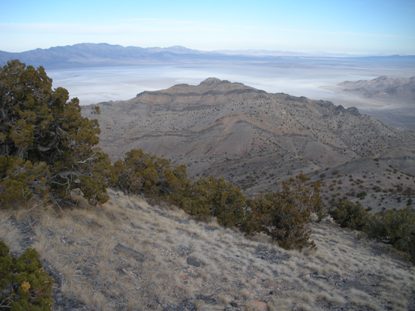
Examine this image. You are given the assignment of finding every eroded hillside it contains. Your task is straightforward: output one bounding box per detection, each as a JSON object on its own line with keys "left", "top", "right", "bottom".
{"left": 83, "top": 78, "right": 415, "bottom": 199}
{"left": 1, "top": 190, "right": 414, "bottom": 311}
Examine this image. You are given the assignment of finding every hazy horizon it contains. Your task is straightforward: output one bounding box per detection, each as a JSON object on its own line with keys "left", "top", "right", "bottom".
{"left": 2, "top": 42, "right": 415, "bottom": 57}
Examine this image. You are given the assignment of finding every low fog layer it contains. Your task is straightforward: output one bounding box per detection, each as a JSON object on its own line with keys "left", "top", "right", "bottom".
{"left": 47, "top": 58, "right": 415, "bottom": 129}
{"left": 48, "top": 61, "right": 414, "bottom": 104}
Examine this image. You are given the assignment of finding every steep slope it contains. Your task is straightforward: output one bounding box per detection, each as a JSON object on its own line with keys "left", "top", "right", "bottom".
{"left": 83, "top": 78, "right": 414, "bottom": 194}
{"left": 1, "top": 190, "right": 414, "bottom": 310}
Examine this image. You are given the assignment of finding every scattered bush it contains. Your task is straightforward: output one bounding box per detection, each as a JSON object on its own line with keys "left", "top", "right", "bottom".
{"left": 366, "top": 208, "right": 415, "bottom": 262}
{"left": 244, "top": 174, "right": 323, "bottom": 249}
{"left": 246, "top": 192, "right": 314, "bottom": 249}
{"left": 331, "top": 199, "right": 415, "bottom": 263}
{"left": 113, "top": 149, "right": 189, "bottom": 198}
{"left": 330, "top": 200, "right": 369, "bottom": 231}
{"left": 187, "top": 177, "right": 247, "bottom": 227}
{"left": 114, "top": 150, "right": 248, "bottom": 227}
{"left": 0, "top": 240, "right": 53, "bottom": 310}
{"left": 114, "top": 150, "right": 323, "bottom": 250}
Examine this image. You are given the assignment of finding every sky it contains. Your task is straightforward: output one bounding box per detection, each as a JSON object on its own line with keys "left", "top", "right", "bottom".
{"left": 1, "top": 0, "right": 414, "bottom": 55}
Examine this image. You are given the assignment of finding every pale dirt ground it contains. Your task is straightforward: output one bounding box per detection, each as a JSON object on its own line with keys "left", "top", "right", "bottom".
{"left": 1, "top": 190, "right": 414, "bottom": 311}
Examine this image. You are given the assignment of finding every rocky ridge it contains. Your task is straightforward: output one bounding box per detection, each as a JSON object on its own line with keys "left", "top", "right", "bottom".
{"left": 83, "top": 78, "right": 414, "bottom": 196}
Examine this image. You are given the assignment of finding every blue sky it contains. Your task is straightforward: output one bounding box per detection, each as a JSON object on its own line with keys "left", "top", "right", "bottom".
{"left": 1, "top": 0, "right": 414, "bottom": 54}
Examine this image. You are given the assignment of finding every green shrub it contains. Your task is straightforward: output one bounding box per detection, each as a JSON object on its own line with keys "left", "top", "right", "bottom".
{"left": 114, "top": 151, "right": 247, "bottom": 227}
{"left": 330, "top": 199, "right": 369, "bottom": 231}
{"left": 366, "top": 208, "right": 415, "bottom": 262}
{"left": 244, "top": 174, "right": 323, "bottom": 250}
{"left": 245, "top": 193, "right": 314, "bottom": 249}
{"left": 0, "top": 240, "right": 53, "bottom": 310}
{"left": 113, "top": 149, "right": 189, "bottom": 198}
{"left": 331, "top": 199, "right": 415, "bottom": 263}
{"left": 185, "top": 177, "right": 247, "bottom": 227}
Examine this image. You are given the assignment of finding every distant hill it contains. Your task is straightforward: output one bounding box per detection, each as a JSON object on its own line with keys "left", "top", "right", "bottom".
{"left": 339, "top": 75, "right": 415, "bottom": 104}
{"left": 82, "top": 78, "right": 415, "bottom": 210}
{"left": 1, "top": 43, "right": 415, "bottom": 69}
{"left": 337, "top": 76, "right": 415, "bottom": 130}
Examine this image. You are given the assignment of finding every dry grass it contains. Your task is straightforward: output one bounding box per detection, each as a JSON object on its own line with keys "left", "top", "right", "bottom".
{"left": 1, "top": 189, "right": 414, "bottom": 310}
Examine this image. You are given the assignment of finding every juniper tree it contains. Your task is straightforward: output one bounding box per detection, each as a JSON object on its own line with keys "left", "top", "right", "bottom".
{"left": 0, "top": 60, "right": 110, "bottom": 206}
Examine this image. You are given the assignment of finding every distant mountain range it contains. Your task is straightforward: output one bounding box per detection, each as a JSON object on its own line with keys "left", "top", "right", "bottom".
{"left": 1, "top": 43, "right": 414, "bottom": 69}
{"left": 0, "top": 43, "right": 266, "bottom": 68}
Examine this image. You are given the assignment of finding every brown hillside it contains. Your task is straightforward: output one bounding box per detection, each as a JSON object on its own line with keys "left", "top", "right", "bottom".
{"left": 1, "top": 190, "right": 414, "bottom": 310}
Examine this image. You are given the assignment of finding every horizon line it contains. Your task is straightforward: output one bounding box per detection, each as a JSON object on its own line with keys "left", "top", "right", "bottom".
{"left": 1, "top": 42, "right": 415, "bottom": 58}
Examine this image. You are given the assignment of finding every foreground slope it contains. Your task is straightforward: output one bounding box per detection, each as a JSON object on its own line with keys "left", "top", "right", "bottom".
{"left": 1, "top": 190, "right": 414, "bottom": 310}
{"left": 83, "top": 78, "right": 414, "bottom": 195}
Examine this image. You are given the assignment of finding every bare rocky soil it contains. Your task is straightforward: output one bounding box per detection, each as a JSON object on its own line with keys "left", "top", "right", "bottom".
{"left": 1, "top": 190, "right": 414, "bottom": 311}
